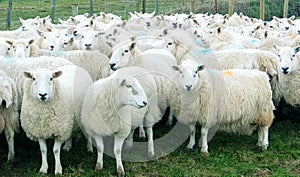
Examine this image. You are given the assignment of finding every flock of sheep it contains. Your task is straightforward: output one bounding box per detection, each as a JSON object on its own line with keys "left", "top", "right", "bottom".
{"left": 0, "top": 10, "right": 299, "bottom": 176}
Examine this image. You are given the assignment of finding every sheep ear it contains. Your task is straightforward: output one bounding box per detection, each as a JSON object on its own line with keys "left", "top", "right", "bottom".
{"left": 6, "top": 40, "right": 13, "bottom": 45}
{"left": 29, "top": 39, "right": 35, "bottom": 45}
{"left": 117, "top": 78, "right": 126, "bottom": 86}
{"left": 294, "top": 46, "right": 300, "bottom": 53}
{"left": 217, "top": 27, "right": 221, "bottom": 33}
{"left": 69, "top": 37, "right": 74, "bottom": 43}
{"left": 24, "top": 72, "right": 33, "bottom": 79}
{"left": 129, "top": 43, "right": 136, "bottom": 51}
{"left": 37, "top": 30, "right": 44, "bottom": 37}
{"left": 197, "top": 65, "right": 205, "bottom": 71}
{"left": 289, "top": 15, "right": 295, "bottom": 20}
{"left": 58, "top": 18, "right": 64, "bottom": 24}
{"left": 19, "top": 17, "right": 25, "bottom": 24}
{"left": 172, "top": 65, "right": 180, "bottom": 71}
{"left": 52, "top": 71, "right": 62, "bottom": 78}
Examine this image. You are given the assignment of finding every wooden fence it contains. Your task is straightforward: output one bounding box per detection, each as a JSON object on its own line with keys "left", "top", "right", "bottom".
{"left": 0, "top": 0, "right": 299, "bottom": 30}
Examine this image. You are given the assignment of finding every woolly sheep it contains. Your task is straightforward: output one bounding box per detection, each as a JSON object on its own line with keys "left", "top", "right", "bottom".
{"left": 0, "top": 70, "right": 19, "bottom": 163}
{"left": 30, "top": 44, "right": 111, "bottom": 81}
{"left": 273, "top": 45, "right": 300, "bottom": 109}
{"left": 109, "top": 42, "right": 178, "bottom": 126}
{"left": 172, "top": 60, "right": 275, "bottom": 153}
{"left": 80, "top": 66, "right": 161, "bottom": 176}
{"left": 0, "top": 56, "right": 73, "bottom": 111}
{"left": 21, "top": 65, "right": 93, "bottom": 175}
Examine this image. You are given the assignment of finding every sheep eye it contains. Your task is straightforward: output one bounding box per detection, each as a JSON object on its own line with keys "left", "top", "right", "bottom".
{"left": 34, "top": 23, "right": 39, "bottom": 25}
{"left": 179, "top": 71, "right": 182, "bottom": 74}
{"left": 44, "top": 37, "right": 46, "bottom": 39}
{"left": 292, "top": 54, "right": 295, "bottom": 58}
{"left": 32, "top": 77, "right": 36, "bottom": 81}
{"left": 278, "top": 55, "right": 280, "bottom": 57}
{"left": 168, "top": 42, "right": 172, "bottom": 45}
{"left": 85, "top": 25, "right": 89, "bottom": 27}
{"left": 50, "top": 77, "right": 53, "bottom": 81}
{"left": 124, "top": 49, "right": 129, "bottom": 53}
{"left": 26, "top": 46, "right": 29, "bottom": 49}
{"left": 7, "top": 48, "right": 10, "bottom": 51}
{"left": 126, "top": 85, "right": 132, "bottom": 88}
{"left": 109, "top": 34, "right": 112, "bottom": 37}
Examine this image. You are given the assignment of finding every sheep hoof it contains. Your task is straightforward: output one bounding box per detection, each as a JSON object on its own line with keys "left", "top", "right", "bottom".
{"left": 95, "top": 163, "right": 103, "bottom": 171}
{"left": 39, "top": 169, "right": 48, "bottom": 175}
{"left": 7, "top": 157, "right": 17, "bottom": 164}
{"left": 201, "top": 152, "right": 210, "bottom": 158}
{"left": 118, "top": 172, "right": 125, "bottom": 177}
{"left": 183, "top": 148, "right": 193, "bottom": 153}
{"left": 148, "top": 152, "right": 155, "bottom": 160}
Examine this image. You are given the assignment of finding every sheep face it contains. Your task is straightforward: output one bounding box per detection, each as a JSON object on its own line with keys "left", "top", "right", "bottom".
{"left": 37, "top": 30, "right": 60, "bottom": 51}
{"left": 115, "top": 77, "right": 147, "bottom": 109}
{"left": 276, "top": 46, "right": 300, "bottom": 74}
{"left": 109, "top": 44, "right": 133, "bottom": 71}
{"left": 6, "top": 39, "right": 34, "bottom": 58}
{"left": 20, "top": 16, "right": 42, "bottom": 31}
{"left": 172, "top": 60, "right": 205, "bottom": 91}
{"left": 24, "top": 69, "right": 62, "bottom": 102}
{"left": 80, "top": 30, "right": 102, "bottom": 51}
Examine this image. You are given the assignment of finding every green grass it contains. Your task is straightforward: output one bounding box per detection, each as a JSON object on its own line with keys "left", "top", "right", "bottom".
{"left": 1, "top": 116, "right": 300, "bottom": 177}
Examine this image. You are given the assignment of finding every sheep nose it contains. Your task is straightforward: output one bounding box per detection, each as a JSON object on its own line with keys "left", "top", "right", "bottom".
{"left": 285, "top": 27, "right": 289, "bottom": 30}
{"left": 109, "top": 63, "right": 117, "bottom": 71}
{"left": 39, "top": 93, "right": 47, "bottom": 100}
{"left": 185, "top": 84, "right": 192, "bottom": 90}
{"left": 142, "top": 101, "right": 147, "bottom": 106}
{"left": 50, "top": 46, "right": 54, "bottom": 50}
{"left": 85, "top": 44, "right": 92, "bottom": 47}
{"left": 281, "top": 67, "right": 289, "bottom": 74}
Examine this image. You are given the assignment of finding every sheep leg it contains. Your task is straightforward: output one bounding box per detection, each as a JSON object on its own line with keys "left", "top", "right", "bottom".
{"left": 38, "top": 138, "right": 48, "bottom": 174}
{"left": 200, "top": 127, "right": 209, "bottom": 153}
{"left": 114, "top": 135, "right": 126, "bottom": 177}
{"left": 260, "top": 125, "right": 269, "bottom": 150}
{"left": 139, "top": 125, "right": 146, "bottom": 139}
{"left": 94, "top": 136, "right": 104, "bottom": 171}
{"left": 4, "top": 126, "right": 15, "bottom": 163}
{"left": 124, "top": 129, "right": 134, "bottom": 150}
{"left": 146, "top": 127, "right": 154, "bottom": 159}
{"left": 186, "top": 124, "right": 196, "bottom": 150}
{"left": 62, "top": 138, "right": 72, "bottom": 152}
{"left": 257, "top": 126, "right": 264, "bottom": 147}
{"left": 53, "top": 138, "right": 63, "bottom": 175}
{"left": 166, "top": 112, "right": 174, "bottom": 126}
{"left": 87, "top": 136, "right": 93, "bottom": 153}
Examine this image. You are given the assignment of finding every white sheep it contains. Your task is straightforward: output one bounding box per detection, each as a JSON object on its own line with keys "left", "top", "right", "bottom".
{"left": 30, "top": 44, "right": 111, "bottom": 81}
{"left": 21, "top": 65, "right": 93, "bottom": 175}
{"left": 273, "top": 45, "right": 300, "bottom": 109}
{"left": 0, "top": 56, "right": 74, "bottom": 111}
{"left": 80, "top": 66, "right": 161, "bottom": 176}
{"left": 109, "top": 42, "right": 178, "bottom": 126}
{"left": 172, "top": 60, "right": 275, "bottom": 153}
{"left": 0, "top": 70, "right": 19, "bottom": 163}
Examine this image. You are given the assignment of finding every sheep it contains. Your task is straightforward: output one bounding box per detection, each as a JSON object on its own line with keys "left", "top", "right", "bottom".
{"left": 172, "top": 60, "right": 274, "bottom": 153}
{"left": 214, "top": 49, "right": 279, "bottom": 78}
{"left": 109, "top": 41, "right": 178, "bottom": 126}
{"left": 80, "top": 66, "right": 161, "bottom": 176}
{"left": 273, "top": 45, "right": 300, "bottom": 109}
{"left": 0, "top": 56, "right": 74, "bottom": 111}
{"left": 20, "top": 64, "right": 93, "bottom": 175}
{"left": 0, "top": 70, "right": 19, "bottom": 163}
{"left": 6, "top": 38, "right": 35, "bottom": 58}
{"left": 30, "top": 44, "right": 111, "bottom": 81}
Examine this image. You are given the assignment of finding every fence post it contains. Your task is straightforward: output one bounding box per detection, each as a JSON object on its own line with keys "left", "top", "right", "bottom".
{"left": 90, "top": 0, "right": 93, "bottom": 16}
{"left": 7, "top": 0, "right": 12, "bottom": 29}
{"left": 215, "top": 0, "right": 218, "bottom": 13}
{"left": 228, "top": 0, "right": 234, "bottom": 16}
{"left": 260, "top": 0, "right": 264, "bottom": 20}
{"left": 125, "top": 0, "right": 129, "bottom": 19}
{"left": 142, "top": 0, "right": 146, "bottom": 13}
{"left": 283, "top": 0, "right": 289, "bottom": 18}
{"left": 155, "top": 0, "right": 158, "bottom": 13}
{"left": 190, "top": 0, "right": 195, "bottom": 12}
{"left": 51, "top": 0, "right": 56, "bottom": 20}
{"left": 72, "top": 4, "right": 78, "bottom": 16}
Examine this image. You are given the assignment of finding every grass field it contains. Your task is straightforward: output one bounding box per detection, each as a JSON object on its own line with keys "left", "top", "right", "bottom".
{"left": 0, "top": 110, "right": 300, "bottom": 177}
{"left": 0, "top": 0, "right": 300, "bottom": 176}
